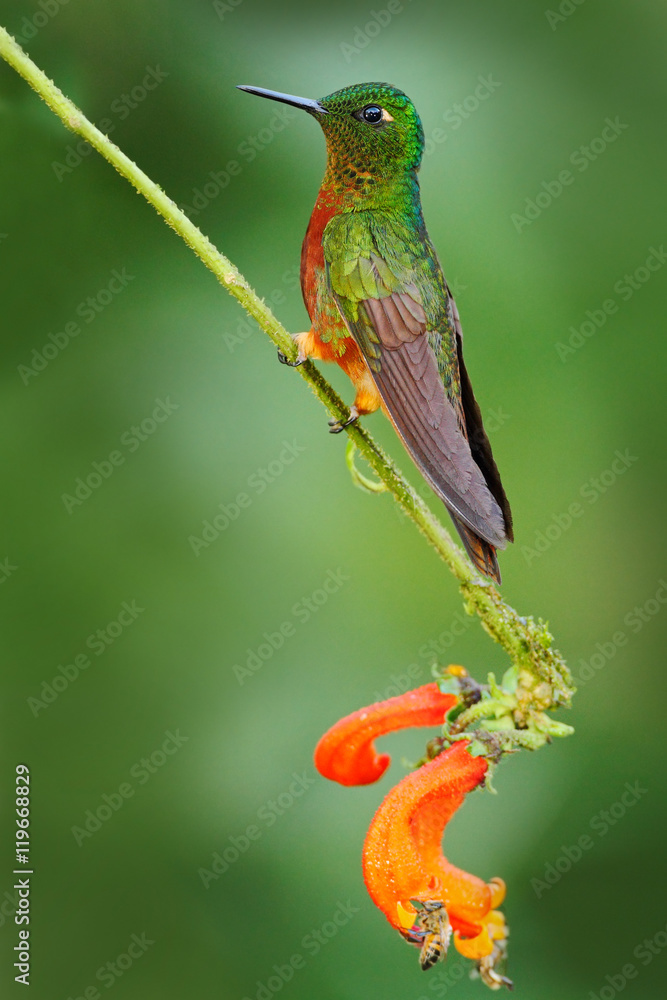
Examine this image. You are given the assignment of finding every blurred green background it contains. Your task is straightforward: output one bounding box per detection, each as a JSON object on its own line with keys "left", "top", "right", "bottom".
{"left": 1, "top": 1, "right": 666, "bottom": 997}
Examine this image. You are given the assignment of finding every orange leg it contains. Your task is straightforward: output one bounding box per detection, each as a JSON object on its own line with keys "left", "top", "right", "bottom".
{"left": 292, "top": 329, "right": 382, "bottom": 431}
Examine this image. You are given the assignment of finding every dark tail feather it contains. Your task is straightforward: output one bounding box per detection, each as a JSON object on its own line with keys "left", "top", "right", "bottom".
{"left": 451, "top": 514, "right": 501, "bottom": 585}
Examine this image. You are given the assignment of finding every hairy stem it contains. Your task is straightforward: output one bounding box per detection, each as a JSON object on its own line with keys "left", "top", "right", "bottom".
{"left": 0, "top": 27, "right": 574, "bottom": 711}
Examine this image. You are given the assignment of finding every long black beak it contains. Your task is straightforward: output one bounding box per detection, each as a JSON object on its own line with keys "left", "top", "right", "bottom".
{"left": 236, "top": 85, "right": 329, "bottom": 115}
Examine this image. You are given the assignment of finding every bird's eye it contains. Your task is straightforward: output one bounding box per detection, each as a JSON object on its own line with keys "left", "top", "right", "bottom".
{"left": 361, "top": 105, "right": 383, "bottom": 124}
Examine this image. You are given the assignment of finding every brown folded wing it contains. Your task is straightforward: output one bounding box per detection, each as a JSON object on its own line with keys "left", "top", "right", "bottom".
{"left": 351, "top": 290, "right": 508, "bottom": 549}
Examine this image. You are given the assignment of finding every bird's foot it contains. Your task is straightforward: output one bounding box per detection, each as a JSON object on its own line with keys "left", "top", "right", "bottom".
{"left": 277, "top": 347, "right": 306, "bottom": 367}
{"left": 328, "top": 406, "right": 359, "bottom": 434}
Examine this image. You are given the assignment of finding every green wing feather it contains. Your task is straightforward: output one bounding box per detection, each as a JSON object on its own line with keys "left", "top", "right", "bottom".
{"left": 323, "top": 210, "right": 511, "bottom": 555}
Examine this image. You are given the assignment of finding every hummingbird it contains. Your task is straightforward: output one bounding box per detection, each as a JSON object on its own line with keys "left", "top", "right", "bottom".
{"left": 237, "top": 82, "right": 513, "bottom": 583}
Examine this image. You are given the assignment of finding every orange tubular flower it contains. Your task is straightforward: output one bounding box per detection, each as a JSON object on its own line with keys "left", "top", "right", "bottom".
{"left": 314, "top": 682, "right": 457, "bottom": 786}
{"left": 314, "top": 682, "right": 512, "bottom": 990}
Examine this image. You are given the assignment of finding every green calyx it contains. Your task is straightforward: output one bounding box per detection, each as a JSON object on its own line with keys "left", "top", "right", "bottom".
{"left": 437, "top": 665, "right": 575, "bottom": 761}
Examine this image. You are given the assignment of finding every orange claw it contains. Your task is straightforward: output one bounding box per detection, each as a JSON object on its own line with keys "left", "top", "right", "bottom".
{"left": 314, "top": 683, "right": 457, "bottom": 786}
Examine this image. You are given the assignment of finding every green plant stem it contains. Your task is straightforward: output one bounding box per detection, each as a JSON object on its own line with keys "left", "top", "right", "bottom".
{"left": 0, "top": 27, "right": 574, "bottom": 711}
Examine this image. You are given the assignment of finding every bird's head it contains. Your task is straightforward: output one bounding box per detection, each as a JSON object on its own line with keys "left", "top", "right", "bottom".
{"left": 237, "top": 82, "right": 425, "bottom": 179}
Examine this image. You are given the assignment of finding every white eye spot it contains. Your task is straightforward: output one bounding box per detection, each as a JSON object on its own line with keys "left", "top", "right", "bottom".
{"left": 381, "top": 109, "right": 395, "bottom": 123}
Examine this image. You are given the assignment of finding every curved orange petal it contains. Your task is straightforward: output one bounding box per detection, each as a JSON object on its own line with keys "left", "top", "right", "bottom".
{"left": 362, "top": 740, "right": 496, "bottom": 941}
{"left": 314, "top": 683, "right": 457, "bottom": 786}
{"left": 454, "top": 908, "right": 506, "bottom": 959}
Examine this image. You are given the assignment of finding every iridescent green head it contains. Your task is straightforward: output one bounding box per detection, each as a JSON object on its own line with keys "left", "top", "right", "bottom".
{"left": 237, "top": 82, "right": 425, "bottom": 178}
